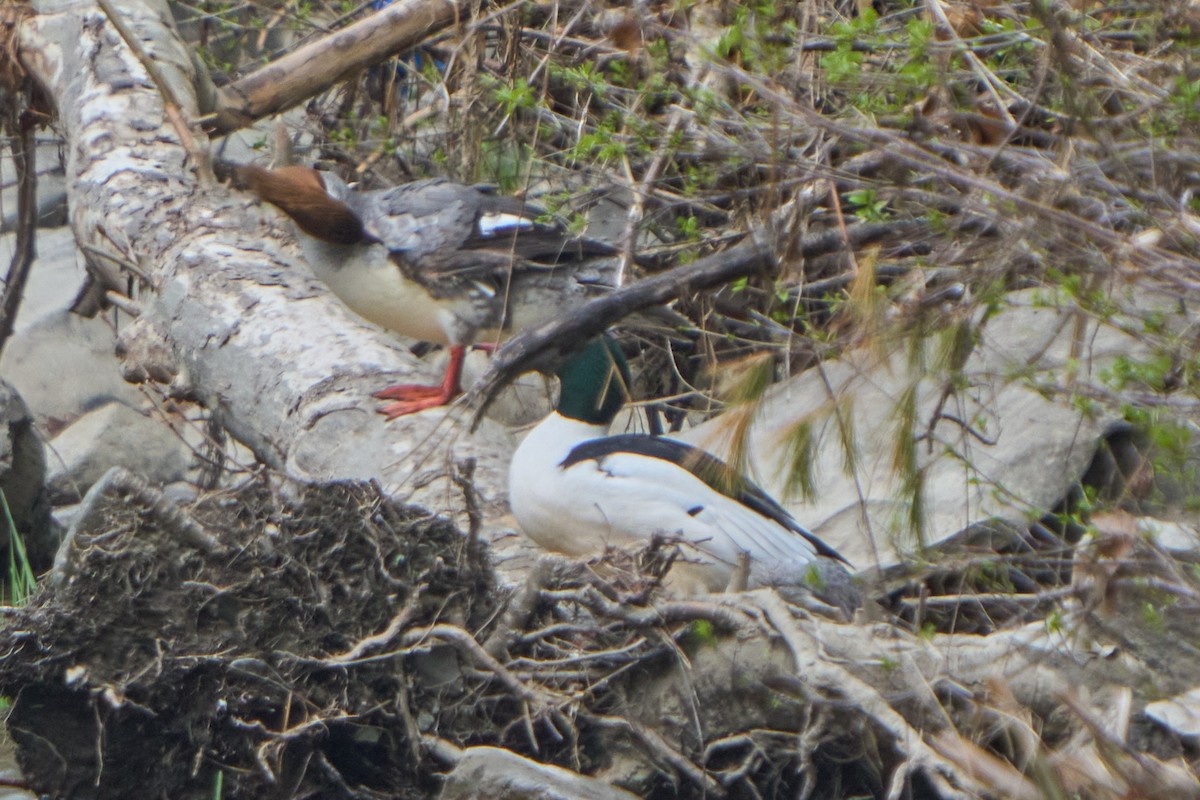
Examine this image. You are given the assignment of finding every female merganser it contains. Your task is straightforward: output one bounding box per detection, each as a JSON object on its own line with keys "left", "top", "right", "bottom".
{"left": 509, "top": 337, "right": 852, "bottom": 598}
{"left": 233, "top": 164, "right": 619, "bottom": 418}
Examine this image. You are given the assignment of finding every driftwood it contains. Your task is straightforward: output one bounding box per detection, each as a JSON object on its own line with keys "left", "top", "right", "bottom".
{"left": 2, "top": 477, "right": 1196, "bottom": 798}
{"left": 6, "top": 1, "right": 1200, "bottom": 799}
{"left": 16, "top": 0, "right": 518, "bottom": 521}
{"left": 206, "top": 0, "right": 479, "bottom": 134}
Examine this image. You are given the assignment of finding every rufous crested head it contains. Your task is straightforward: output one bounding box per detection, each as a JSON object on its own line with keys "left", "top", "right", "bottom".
{"left": 234, "top": 164, "right": 367, "bottom": 246}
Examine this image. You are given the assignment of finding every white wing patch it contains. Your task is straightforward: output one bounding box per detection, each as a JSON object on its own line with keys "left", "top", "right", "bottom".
{"left": 584, "top": 451, "right": 820, "bottom": 569}
{"left": 471, "top": 279, "right": 497, "bottom": 298}
{"left": 479, "top": 212, "right": 536, "bottom": 237}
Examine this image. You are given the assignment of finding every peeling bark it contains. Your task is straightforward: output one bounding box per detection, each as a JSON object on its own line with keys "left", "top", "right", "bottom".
{"left": 9, "top": 4, "right": 1200, "bottom": 800}
{"left": 17, "top": 0, "right": 515, "bottom": 522}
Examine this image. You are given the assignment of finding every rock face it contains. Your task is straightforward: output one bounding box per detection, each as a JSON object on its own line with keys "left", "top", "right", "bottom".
{"left": 0, "top": 226, "right": 190, "bottom": 512}
{"left": 0, "top": 227, "right": 81, "bottom": 332}
{"left": 680, "top": 290, "right": 1153, "bottom": 570}
{"left": 0, "top": 380, "right": 55, "bottom": 568}
{"left": 0, "top": 310, "right": 144, "bottom": 431}
{"left": 0, "top": 143, "right": 68, "bottom": 234}
{"left": 0, "top": 226, "right": 143, "bottom": 434}
{"left": 44, "top": 402, "right": 190, "bottom": 504}
{"left": 439, "top": 747, "right": 641, "bottom": 800}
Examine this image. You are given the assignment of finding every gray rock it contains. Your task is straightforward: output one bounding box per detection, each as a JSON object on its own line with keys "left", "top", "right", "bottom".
{"left": 48, "top": 500, "right": 83, "bottom": 532}
{"left": 439, "top": 746, "right": 640, "bottom": 800}
{"left": 0, "top": 226, "right": 86, "bottom": 332}
{"left": 0, "top": 141, "right": 68, "bottom": 233}
{"left": 0, "top": 381, "right": 45, "bottom": 536}
{"left": 1146, "top": 687, "right": 1200, "bottom": 739}
{"left": 1140, "top": 518, "right": 1200, "bottom": 552}
{"left": 681, "top": 289, "right": 1152, "bottom": 569}
{"left": 459, "top": 348, "right": 551, "bottom": 427}
{"left": 209, "top": 106, "right": 314, "bottom": 168}
{"left": 0, "top": 309, "right": 143, "bottom": 428}
{"left": 0, "top": 379, "right": 55, "bottom": 566}
{"left": 764, "top": 556, "right": 861, "bottom": 619}
{"left": 45, "top": 402, "right": 190, "bottom": 504}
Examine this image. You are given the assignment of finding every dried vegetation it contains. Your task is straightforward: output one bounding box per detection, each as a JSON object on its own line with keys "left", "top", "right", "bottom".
{"left": 4, "top": 0, "right": 1200, "bottom": 796}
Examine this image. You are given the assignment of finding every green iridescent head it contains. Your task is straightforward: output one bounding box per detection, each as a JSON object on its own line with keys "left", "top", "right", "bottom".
{"left": 555, "top": 336, "right": 631, "bottom": 425}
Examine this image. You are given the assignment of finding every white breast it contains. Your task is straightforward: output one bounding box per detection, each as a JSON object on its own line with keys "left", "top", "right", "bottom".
{"left": 296, "top": 236, "right": 454, "bottom": 345}
{"left": 509, "top": 414, "right": 611, "bottom": 555}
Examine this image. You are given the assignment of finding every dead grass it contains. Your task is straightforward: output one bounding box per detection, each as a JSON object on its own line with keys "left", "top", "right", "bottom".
{"left": 5, "top": 0, "right": 1200, "bottom": 796}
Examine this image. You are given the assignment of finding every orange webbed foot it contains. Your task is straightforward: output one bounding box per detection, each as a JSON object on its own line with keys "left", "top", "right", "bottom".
{"left": 372, "top": 345, "right": 467, "bottom": 419}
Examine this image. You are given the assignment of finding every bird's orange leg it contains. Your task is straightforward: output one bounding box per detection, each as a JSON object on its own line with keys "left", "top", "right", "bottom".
{"left": 373, "top": 345, "right": 466, "bottom": 419}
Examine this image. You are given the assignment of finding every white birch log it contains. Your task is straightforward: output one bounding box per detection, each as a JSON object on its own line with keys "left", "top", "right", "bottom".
{"left": 16, "top": 0, "right": 518, "bottom": 528}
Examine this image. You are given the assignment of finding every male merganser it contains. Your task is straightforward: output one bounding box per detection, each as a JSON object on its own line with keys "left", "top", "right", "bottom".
{"left": 509, "top": 337, "right": 852, "bottom": 599}
{"left": 233, "top": 164, "right": 619, "bottom": 418}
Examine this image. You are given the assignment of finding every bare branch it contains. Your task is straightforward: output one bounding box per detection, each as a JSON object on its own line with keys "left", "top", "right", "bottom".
{"left": 0, "top": 109, "right": 36, "bottom": 357}
{"left": 207, "top": 0, "right": 481, "bottom": 134}
{"left": 469, "top": 218, "right": 926, "bottom": 424}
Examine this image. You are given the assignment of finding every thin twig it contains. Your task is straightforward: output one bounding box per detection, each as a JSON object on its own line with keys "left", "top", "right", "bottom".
{"left": 404, "top": 623, "right": 563, "bottom": 709}
{"left": 324, "top": 591, "right": 422, "bottom": 664}
{"left": 469, "top": 217, "right": 927, "bottom": 425}
{"left": 591, "top": 713, "right": 726, "bottom": 796}
{"left": 0, "top": 108, "right": 37, "bottom": 358}
{"left": 743, "top": 590, "right": 980, "bottom": 800}
{"left": 95, "top": 0, "right": 212, "bottom": 180}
